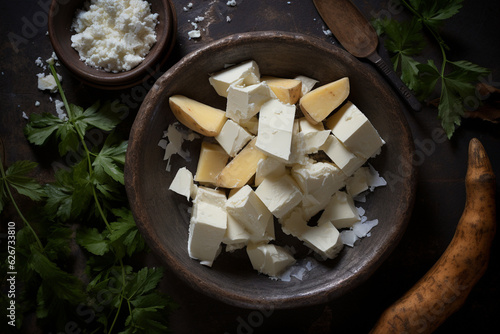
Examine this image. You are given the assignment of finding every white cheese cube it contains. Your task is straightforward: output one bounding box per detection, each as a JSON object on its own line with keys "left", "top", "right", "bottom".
{"left": 279, "top": 206, "right": 309, "bottom": 238}
{"left": 291, "top": 162, "right": 346, "bottom": 219}
{"left": 226, "top": 82, "right": 275, "bottom": 122}
{"left": 256, "top": 99, "right": 296, "bottom": 160}
{"left": 255, "top": 174, "right": 303, "bottom": 219}
{"left": 317, "top": 191, "right": 360, "bottom": 229}
{"left": 215, "top": 119, "right": 254, "bottom": 157}
{"left": 255, "top": 157, "right": 287, "bottom": 186}
{"left": 169, "top": 167, "right": 196, "bottom": 201}
{"left": 294, "top": 75, "right": 318, "bottom": 97}
{"left": 246, "top": 243, "right": 296, "bottom": 277}
{"left": 346, "top": 167, "right": 370, "bottom": 197}
{"left": 320, "top": 135, "right": 366, "bottom": 177}
{"left": 188, "top": 187, "right": 227, "bottom": 267}
{"left": 301, "top": 222, "right": 344, "bottom": 260}
{"left": 209, "top": 60, "right": 261, "bottom": 97}
{"left": 325, "top": 101, "right": 384, "bottom": 159}
{"left": 223, "top": 213, "right": 251, "bottom": 251}
{"left": 291, "top": 162, "right": 344, "bottom": 195}
{"left": 225, "top": 185, "right": 274, "bottom": 239}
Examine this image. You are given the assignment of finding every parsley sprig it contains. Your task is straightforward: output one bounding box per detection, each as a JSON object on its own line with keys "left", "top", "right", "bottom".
{"left": 1, "top": 62, "right": 175, "bottom": 333}
{"left": 373, "top": 0, "right": 490, "bottom": 138}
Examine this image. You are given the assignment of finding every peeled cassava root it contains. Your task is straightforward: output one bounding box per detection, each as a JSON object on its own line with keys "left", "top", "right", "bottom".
{"left": 370, "top": 138, "right": 496, "bottom": 334}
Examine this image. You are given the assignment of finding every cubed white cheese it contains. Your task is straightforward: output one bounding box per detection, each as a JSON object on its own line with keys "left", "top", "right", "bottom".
{"left": 255, "top": 157, "right": 287, "bottom": 186}
{"left": 169, "top": 167, "right": 197, "bottom": 201}
{"left": 279, "top": 206, "right": 309, "bottom": 238}
{"left": 225, "top": 185, "right": 274, "bottom": 239}
{"left": 226, "top": 82, "right": 275, "bottom": 122}
{"left": 320, "top": 134, "right": 366, "bottom": 177}
{"left": 188, "top": 187, "right": 227, "bottom": 267}
{"left": 215, "top": 119, "right": 254, "bottom": 157}
{"left": 317, "top": 191, "right": 360, "bottom": 229}
{"left": 326, "top": 101, "right": 384, "bottom": 159}
{"left": 223, "top": 213, "right": 251, "bottom": 251}
{"left": 255, "top": 174, "right": 303, "bottom": 219}
{"left": 345, "top": 166, "right": 370, "bottom": 197}
{"left": 298, "top": 117, "right": 330, "bottom": 154}
{"left": 246, "top": 243, "right": 296, "bottom": 277}
{"left": 209, "top": 60, "right": 261, "bottom": 97}
{"left": 294, "top": 75, "right": 318, "bottom": 97}
{"left": 301, "top": 222, "right": 344, "bottom": 260}
{"left": 256, "top": 99, "right": 296, "bottom": 160}
{"left": 291, "top": 162, "right": 346, "bottom": 219}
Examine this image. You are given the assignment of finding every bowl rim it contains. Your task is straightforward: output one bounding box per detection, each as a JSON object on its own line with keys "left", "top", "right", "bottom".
{"left": 125, "top": 31, "right": 417, "bottom": 309}
{"left": 48, "top": 0, "right": 176, "bottom": 90}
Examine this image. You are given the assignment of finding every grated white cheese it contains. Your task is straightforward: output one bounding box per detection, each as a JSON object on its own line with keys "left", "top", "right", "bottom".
{"left": 71, "top": 0, "right": 159, "bottom": 73}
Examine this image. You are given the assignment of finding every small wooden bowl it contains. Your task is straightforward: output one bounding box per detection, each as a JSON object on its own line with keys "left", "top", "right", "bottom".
{"left": 125, "top": 31, "right": 417, "bottom": 309}
{"left": 48, "top": 0, "right": 176, "bottom": 90}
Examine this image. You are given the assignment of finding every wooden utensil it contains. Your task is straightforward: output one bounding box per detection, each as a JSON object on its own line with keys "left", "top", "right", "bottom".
{"left": 313, "top": 0, "right": 422, "bottom": 111}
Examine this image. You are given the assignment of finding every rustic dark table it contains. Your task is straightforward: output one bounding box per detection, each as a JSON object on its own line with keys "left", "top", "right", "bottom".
{"left": 1, "top": 0, "right": 499, "bottom": 333}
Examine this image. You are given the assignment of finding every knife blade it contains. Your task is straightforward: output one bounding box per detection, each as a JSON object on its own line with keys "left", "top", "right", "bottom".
{"left": 313, "top": 0, "right": 422, "bottom": 111}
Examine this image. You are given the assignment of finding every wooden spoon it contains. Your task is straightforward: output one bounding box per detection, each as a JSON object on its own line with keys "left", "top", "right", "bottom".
{"left": 313, "top": 0, "right": 422, "bottom": 111}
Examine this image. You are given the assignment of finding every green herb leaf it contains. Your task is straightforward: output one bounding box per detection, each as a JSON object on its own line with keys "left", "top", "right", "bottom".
{"left": 109, "top": 208, "right": 145, "bottom": 258}
{"left": 29, "top": 247, "right": 85, "bottom": 302}
{"left": 24, "top": 112, "right": 64, "bottom": 146}
{"left": 77, "top": 227, "right": 110, "bottom": 256}
{"left": 2, "top": 160, "right": 45, "bottom": 202}
{"left": 93, "top": 137, "right": 128, "bottom": 185}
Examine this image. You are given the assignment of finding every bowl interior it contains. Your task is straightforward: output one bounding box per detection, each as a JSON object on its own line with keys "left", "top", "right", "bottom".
{"left": 125, "top": 31, "right": 416, "bottom": 309}
{"left": 48, "top": 0, "right": 174, "bottom": 89}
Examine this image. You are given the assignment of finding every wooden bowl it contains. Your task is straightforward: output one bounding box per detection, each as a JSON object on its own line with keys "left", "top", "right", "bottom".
{"left": 125, "top": 31, "right": 417, "bottom": 309}
{"left": 48, "top": 0, "right": 176, "bottom": 90}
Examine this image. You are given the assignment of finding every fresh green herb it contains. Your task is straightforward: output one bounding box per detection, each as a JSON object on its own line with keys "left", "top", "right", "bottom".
{"left": 1, "top": 61, "right": 175, "bottom": 333}
{"left": 373, "top": 0, "right": 490, "bottom": 138}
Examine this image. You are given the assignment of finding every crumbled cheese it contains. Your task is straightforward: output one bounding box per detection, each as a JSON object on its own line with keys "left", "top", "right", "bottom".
{"left": 188, "top": 30, "right": 201, "bottom": 39}
{"left": 226, "top": 15, "right": 232, "bottom": 23}
{"left": 54, "top": 99, "right": 68, "bottom": 121}
{"left": 71, "top": 0, "right": 159, "bottom": 73}
{"left": 34, "top": 101, "right": 41, "bottom": 107}
{"left": 226, "top": 0, "right": 237, "bottom": 6}
{"left": 161, "top": 122, "right": 199, "bottom": 171}
{"left": 22, "top": 112, "right": 29, "bottom": 120}
{"left": 37, "top": 73, "right": 62, "bottom": 93}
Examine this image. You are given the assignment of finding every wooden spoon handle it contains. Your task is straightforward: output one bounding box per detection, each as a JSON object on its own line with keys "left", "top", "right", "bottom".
{"left": 366, "top": 52, "right": 422, "bottom": 111}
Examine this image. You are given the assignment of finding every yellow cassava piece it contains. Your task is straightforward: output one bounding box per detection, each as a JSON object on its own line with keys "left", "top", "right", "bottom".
{"left": 299, "top": 77, "right": 350, "bottom": 124}
{"left": 168, "top": 95, "right": 227, "bottom": 137}
{"left": 261, "top": 76, "right": 302, "bottom": 104}
{"left": 216, "top": 138, "right": 267, "bottom": 188}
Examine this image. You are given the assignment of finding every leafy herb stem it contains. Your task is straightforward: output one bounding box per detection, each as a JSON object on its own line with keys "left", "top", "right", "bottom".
{"left": 50, "top": 63, "right": 133, "bottom": 334}
{"left": 0, "top": 156, "right": 44, "bottom": 250}
{"left": 108, "top": 258, "right": 127, "bottom": 334}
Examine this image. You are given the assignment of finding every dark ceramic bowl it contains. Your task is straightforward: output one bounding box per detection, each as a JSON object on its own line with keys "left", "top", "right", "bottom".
{"left": 48, "top": 0, "right": 176, "bottom": 90}
{"left": 125, "top": 31, "right": 417, "bottom": 309}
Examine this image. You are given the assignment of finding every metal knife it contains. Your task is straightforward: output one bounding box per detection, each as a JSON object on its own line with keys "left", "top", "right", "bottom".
{"left": 313, "top": 0, "right": 422, "bottom": 111}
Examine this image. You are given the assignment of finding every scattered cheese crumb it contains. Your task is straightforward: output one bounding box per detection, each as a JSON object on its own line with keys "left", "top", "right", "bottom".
{"left": 160, "top": 122, "right": 199, "bottom": 171}
{"left": 37, "top": 73, "right": 62, "bottom": 93}
{"left": 54, "top": 99, "right": 68, "bottom": 121}
{"left": 226, "top": 0, "right": 237, "bottom": 6}
{"left": 323, "top": 29, "right": 332, "bottom": 36}
{"left": 22, "top": 112, "right": 29, "bottom": 120}
{"left": 226, "top": 15, "right": 232, "bottom": 23}
{"left": 35, "top": 101, "right": 41, "bottom": 107}
{"left": 188, "top": 30, "right": 201, "bottom": 39}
